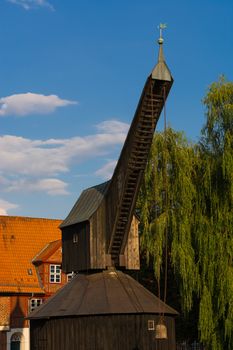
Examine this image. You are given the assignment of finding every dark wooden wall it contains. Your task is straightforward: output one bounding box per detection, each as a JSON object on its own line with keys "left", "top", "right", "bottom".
{"left": 89, "top": 200, "right": 107, "bottom": 270}
{"left": 120, "top": 215, "right": 140, "bottom": 270}
{"left": 30, "top": 314, "right": 176, "bottom": 350}
{"left": 62, "top": 214, "right": 140, "bottom": 272}
{"left": 62, "top": 222, "right": 90, "bottom": 273}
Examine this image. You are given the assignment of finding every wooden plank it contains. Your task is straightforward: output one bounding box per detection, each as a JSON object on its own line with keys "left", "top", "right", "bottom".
{"left": 123, "top": 215, "right": 140, "bottom": 269}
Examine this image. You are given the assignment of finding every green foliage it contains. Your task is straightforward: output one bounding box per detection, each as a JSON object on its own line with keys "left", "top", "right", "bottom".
{"left": 138, "top": 128, "right": 198, "bottom": 310}
{"left": 201, "top": 76, "right": 233, "bottom": 154}
{"left": 138, "top": 78, "right": 233, "bottom": 349}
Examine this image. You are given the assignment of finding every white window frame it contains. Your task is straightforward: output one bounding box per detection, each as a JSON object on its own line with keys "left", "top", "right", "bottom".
{"left": 7, "top": 328, "right": 28, "bottom": 350}
{"left": 49, "top": 264, "right": 61, "bottom": 283}
{"left": 67, "top": 273, "right": 73, "bottom": 282}
{"left": 29, "top": 298, "right": 43, "bottom": 312}
{"left": 73, "top": 233, "right": 78, "bottom": 243}
{"left": 148, "top": 320, "right": 155, "bottom": 330}
{"left": 67, "top": 271, "right": 76, "bottom": 282}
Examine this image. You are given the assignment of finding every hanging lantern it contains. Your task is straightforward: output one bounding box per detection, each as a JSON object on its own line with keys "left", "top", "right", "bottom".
{"left": 155, "top": 321, "right": 167, "bottom": 339}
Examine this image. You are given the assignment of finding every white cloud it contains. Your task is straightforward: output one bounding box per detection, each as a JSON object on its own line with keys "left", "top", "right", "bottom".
{"left": 0, "top": 199, "right": 18, "bottom": 215}
{"left": 96, "top": 120, "right": 129, "bottom": 134}
{"left": 0, "top": 119, "right": 129, "bottom": 195}
{"left": 0, "top": 133, "right": 126, "bottom": 177}
{"left": 7, "top": 0, "right": 54, "bottom": 10}
{"left": 95, "top": 160, "right": 117, "bottom": 180}
{"left": 0, "top": 93, "right": 76, "bottom": 117}
{"left": 7, "top": 178, "right": 69, "bottom": 195}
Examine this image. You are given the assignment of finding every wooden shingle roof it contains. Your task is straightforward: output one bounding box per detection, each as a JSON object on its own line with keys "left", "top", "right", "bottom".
{"left": 28, "top": 270, "right": 178, "bottom": 319}
{"left": 0, "top": 216, "right": 62, "bottom": 294}
{"left": 60, "top": 181, "right": 109, "bottom": 228}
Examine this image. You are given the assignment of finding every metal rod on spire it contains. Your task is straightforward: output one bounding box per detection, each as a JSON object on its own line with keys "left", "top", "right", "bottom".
{"left": 158, "top": 23, "right": 167, "bottom": 45}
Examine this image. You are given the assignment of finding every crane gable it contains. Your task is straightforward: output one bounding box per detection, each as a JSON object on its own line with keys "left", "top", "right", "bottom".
{"left": 60, "top": 181, "right": 110, "bottom": 229}
{"left": 61, "top": 179, "right": 140, "bottom": 272}
{"left": 61, "top": 181, "right": 110, "bottom": 273}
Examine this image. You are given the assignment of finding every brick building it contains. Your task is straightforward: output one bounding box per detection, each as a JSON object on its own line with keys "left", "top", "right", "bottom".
{"left": 0, "top": 216, "right": 69, "bottom": 350}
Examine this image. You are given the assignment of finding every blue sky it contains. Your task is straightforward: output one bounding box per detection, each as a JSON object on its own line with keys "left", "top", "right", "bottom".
{"left": 0, "top": 0, "right": 232, "bottom": 218}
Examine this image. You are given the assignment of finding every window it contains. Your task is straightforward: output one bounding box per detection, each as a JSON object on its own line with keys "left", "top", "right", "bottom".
{"left": 29, "top": 298, "right": 43, "bottom": 312}
{"left": 11, "top": 332, "right": 24, "bottom": 350}
{"left": 67, "top": 272, "right": 76, "bottom": 282}
{"left": 67, "top": 273, "right": 73, "bottom": 282}
{"left": 73, "top": 233, "right": 78, "bottom": 243}
{"left": 148, "top": 320, "right": 155, "bottom": 330}
{"left": 50, "top": 264, "right": 61, "bottom": 283}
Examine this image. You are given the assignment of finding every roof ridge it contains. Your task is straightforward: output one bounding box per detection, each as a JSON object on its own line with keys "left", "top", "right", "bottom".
{"left": 60, "top": 181, "right": 110, "bottom": 228}
{"left": 82, "top": 180, "right": 110, "bottom": 193}
{"left": 0, "top": 215, "right": 62, "bottom": 221}
{"left": 32, "top": 242, "right": 50, "bottom": 263}
{"left": 32, "top": 239, "right": 61, "bottom": 263}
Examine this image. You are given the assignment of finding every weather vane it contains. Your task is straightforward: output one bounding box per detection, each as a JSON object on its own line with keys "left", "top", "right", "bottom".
{"left": 158, "top": 23, "right": 167, "bottom": 44}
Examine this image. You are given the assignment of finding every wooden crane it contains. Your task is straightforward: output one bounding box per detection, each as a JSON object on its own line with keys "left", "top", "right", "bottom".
{"left": 29, "top": 33, "right": 178, "bottom": 350}
{"left": 61, "top": 33, "right": 173, "bottom": 272}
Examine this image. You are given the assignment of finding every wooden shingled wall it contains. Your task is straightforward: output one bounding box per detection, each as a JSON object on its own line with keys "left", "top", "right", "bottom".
{"left": 90, "top": 199, "right": 140, "bottom": 270}
{"left": 30, "top": 314, "right": 176, "bottom": 350}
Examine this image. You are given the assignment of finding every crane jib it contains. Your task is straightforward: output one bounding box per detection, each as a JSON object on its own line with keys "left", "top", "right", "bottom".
{"left": 106, "top": 75, "right": 173, "bottom": 267}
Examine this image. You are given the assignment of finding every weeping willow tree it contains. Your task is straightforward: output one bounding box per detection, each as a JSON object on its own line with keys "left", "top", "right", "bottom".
{"left": 196, "top": 78, "right": 233, "bottom": 349}
{"left": 138, "top": 78, "right": 233, "bottom": 349}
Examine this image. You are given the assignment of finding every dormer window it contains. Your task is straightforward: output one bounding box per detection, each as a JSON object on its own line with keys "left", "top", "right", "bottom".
{"left": 29, "top": 298, "right": 43, "bottom": 312}
{"left": 73, "top": 233, "right": 78, "bottom": 243}
{"left": 27, "top": 268, "right": 33, "bottom": 275}
{"left": 49, "top": 264, "right": 61, "bottom": 283}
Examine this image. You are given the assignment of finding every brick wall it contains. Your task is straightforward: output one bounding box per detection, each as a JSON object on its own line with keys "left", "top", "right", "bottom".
{"left": 0, "top": 297, "right": 10, "bottom": 329}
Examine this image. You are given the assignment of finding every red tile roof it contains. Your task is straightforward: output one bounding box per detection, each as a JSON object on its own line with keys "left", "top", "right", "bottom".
{"left": 0, "top": 216, "right": 62, "bottom": 294}
{"left": 32, "top": 240, "right": 61, "bottom": 264}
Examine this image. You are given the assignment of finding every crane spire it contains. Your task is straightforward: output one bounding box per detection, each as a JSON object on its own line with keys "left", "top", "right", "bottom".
{"left": 152, "top": 23, "right": 172, "bottom": 81}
